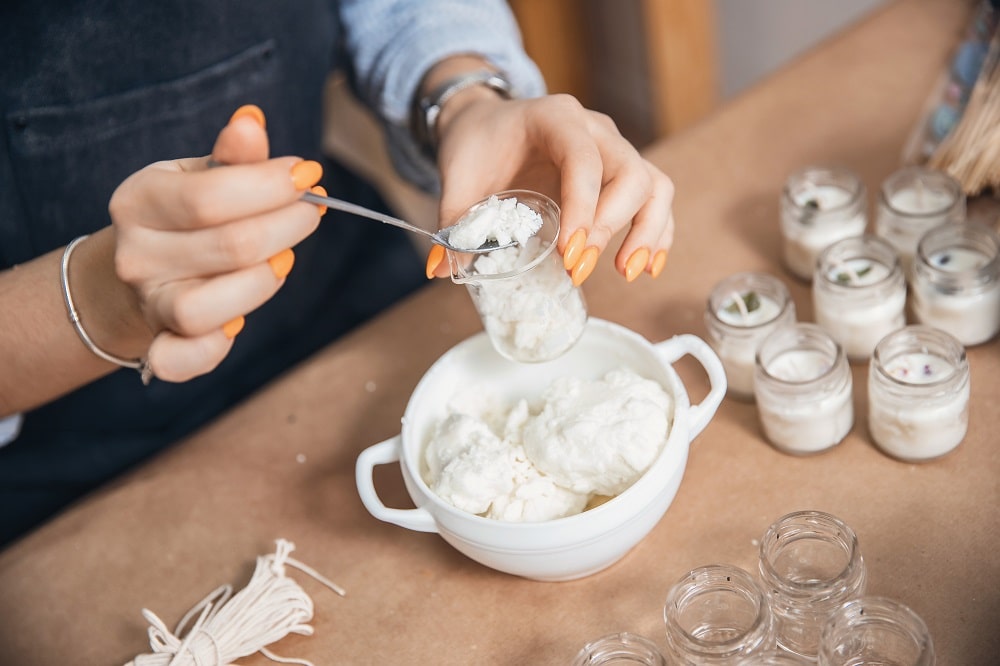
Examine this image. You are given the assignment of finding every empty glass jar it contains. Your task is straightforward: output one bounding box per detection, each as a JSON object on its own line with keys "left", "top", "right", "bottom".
{"left": 663, "top": 564, "right": 775, "bottom": 663}
{"left": 572, "top": 632, "right": 667, "bottom": 666}
{"left": 758, "top": 511, "right": 867, "bottom": 660}
{"left": 447, "top": 190, "right": 588, "bottom": 362}
{"left": 818, "top": 597, "right": 935, "bottom": 665}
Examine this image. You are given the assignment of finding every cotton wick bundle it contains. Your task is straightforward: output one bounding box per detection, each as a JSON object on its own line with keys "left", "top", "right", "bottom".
{"left": 928, "top": 24, "right": 1000, "bottom": 195}
{"left": 126, "top": 539, "right": 345, "bottom": 666}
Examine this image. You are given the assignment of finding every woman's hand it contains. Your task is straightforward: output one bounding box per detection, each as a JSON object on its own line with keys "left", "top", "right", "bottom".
{"left": 431, "top": 92, "right": 675, "bottom": 285}
{"left": 109, "top": 105, "right": 325, "bottom": 382}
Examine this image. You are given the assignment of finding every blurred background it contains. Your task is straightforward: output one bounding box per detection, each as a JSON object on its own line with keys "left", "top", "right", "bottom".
{"left": 509, "top": 0, "right": 887, "bottom": 146}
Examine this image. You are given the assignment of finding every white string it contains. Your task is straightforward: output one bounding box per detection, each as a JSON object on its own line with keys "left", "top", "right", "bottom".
{"left": 126, "top": 539, "right": 344, "bottom": 666}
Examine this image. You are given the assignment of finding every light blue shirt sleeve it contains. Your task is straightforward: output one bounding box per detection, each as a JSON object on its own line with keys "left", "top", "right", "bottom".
{"left": 337, "top": 0, "right": 547, "bottom": 192}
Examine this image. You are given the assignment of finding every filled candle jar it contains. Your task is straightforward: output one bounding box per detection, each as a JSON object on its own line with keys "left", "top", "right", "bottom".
{"left": 705, "top": 273, "right": 796, "bottom": 400}
{"left": 780, "top": 166, "right": 867, "bottom": 281}
{"left": 911, "top": 221, "right": 1000, "bottom": 346}
{"left": 813, "top": 235, "right": 906, "bottom": 361}
{"left": 868, "top": 325, "right": 970, "bottom": 462}
{"left": 754, "top": 324, "right": 853, "bottom": 455}
{"left": 874, "top": 166, "right": 965, "bottom": 276}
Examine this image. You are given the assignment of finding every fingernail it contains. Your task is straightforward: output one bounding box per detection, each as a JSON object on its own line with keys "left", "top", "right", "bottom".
{"left": 571, "top": 246, "right": 600, "bottom": 287}
{"left": 563, "top": 229, "right": 587, "bottom": 271}
{"left": 625, "top": 247, "right": 651, "bottom": 282}
{"left": 425, "top": 244, "right": 446, "bottom": 279}
{"left": 310, "top": 185, "right": 328, "bottom": 216}
{"left": 268, "top": 248, "right": 295, "bottom": 279}
{"left": 651, "top": 249, "right": 668, "bottom": 278}
{"left": 223, "top": 316, "right": 245, "bottom": 339}
{"left": 229, "top": 104, "right": 266, "bottom": 128}
{"left": 291, "top": 160, "right": 323, "bottom": 191}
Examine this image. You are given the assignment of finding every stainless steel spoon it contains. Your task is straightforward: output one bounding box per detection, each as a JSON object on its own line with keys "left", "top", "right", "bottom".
{"left": 301, "top": 190, "right": 516, "bottom": 254}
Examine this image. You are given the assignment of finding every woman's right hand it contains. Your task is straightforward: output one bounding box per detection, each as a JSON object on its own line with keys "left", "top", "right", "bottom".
{"left": 109, "top": 105, "right": 326, "bottom": 382}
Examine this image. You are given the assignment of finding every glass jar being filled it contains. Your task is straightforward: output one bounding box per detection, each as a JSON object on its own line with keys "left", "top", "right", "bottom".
{"left": 705, "top": 273, "right": 796, "bottom": 400}
{"left": 753, "top": 324, "right": 853, "bottom": 455}
{"left": 758, "top": 511, "right": 867, "bottom": 660}
{"left": 447, "top": 190, "right": 588, "bottom": 362}
{"left": 812, "top": 235, "right": 906, "bottom": 361}
{"left": 874, "top": 166, "right": 965, "bottom": 277}
{"left": 779, "top": 166, "right": 868, "bottom": 282}
{"left": 572, "top": 632, "right": 667, "bottom": 666}
{"left": 663, "top": 564, "right": 775, "bottom": 663}
{"left": 910, "top": 221, "right": 1000, "bottom": 346}
{"left": 868, "top": 325, "right": 970, "bottom": 462}
{"left": 818, "top": 597, "right": 935, "bottom": 666}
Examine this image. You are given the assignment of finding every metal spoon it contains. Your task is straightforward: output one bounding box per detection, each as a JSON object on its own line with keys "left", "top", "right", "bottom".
{"left": 301, "top": 190, "right": 516, "bottom": 254}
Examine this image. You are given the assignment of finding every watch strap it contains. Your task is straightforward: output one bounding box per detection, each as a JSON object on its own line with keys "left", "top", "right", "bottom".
{"left": 412, "top": 69, "right": 513, "bottom": 157}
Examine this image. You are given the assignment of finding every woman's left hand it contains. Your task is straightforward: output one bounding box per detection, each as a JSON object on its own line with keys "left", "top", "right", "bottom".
{"left": 431, "top": 92, "right": 675, "bottom": 285}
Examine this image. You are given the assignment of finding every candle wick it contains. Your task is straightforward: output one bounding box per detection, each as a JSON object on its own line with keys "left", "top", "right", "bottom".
{"left": 727, "top": 291, "right": 750, "bottom": 323}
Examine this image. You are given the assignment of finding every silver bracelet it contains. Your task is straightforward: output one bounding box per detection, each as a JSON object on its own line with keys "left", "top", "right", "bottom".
{"left": 60, "top": 235, "right": 153, "bottom": 385}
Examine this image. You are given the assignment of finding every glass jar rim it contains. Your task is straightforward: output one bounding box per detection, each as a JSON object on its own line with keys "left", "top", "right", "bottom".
{"left": 816, "top": 235, "right": 902, "bottom": 290}
{"left": 782, "top": 166, "right": 865, "bottom": 217}
{"left": 879, "top": 166, "right": 963, "bottom": 219}
{"left": 756, "top": 324, "right": 845, "bottom": 387}
{"left": 758, "top": 510, "right": 864, "bottom": 596}
{"left": 707, "top": 272, "right": 794, "bottom": 330}
{"left": 448, "top": 189, "right": 560, "bottom": 285}
{"left": 871, "top": 325, "right": 967, "bottom": 390}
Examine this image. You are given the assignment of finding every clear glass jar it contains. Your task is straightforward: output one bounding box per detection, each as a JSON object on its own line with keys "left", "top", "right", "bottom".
{"left": 780, "top": 166, "right": 868, "bottom": 282}
{"left": 572, "top": 632, "right": 667, "bottom": 666}
{"left": 874, "top": 166, "right": 965, "bottom": 277}
{"left": 910, "top": 221, "right": 1000, "bottom": 346}
{"left": 447, "top": 190, "right": 588, "bottom": 362}
{"left": 736, "top": 651, "right": 812, "bottom": 665}
{"left": 812, "top": 235, "right": 906, "bottom": 361}
{"left": 705, "top": 273, "right": 796, "bottom": 401}
{"left": 663, "top": 564, "right": 775, "bottom": 664}
{"left": 868, "top": 325, "right": 970, "bottom": 462}
{"left": 753, "top": 324, "right": 853, "bottom": 455}
{"left": 818, "top": 597, "right": 935, "bottom": 666}
{"left": 758, "top": 511, "right": 867, "bottom": 660}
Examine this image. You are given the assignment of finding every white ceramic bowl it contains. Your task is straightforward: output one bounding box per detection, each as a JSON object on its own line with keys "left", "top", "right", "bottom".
{"left": 355, "top": 318, "right": 726, "bottom": 581}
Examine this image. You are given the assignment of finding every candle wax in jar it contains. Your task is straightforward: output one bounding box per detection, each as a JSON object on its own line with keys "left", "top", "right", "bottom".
{"left": 795, "top": 185, "right": 852, "bottom": 211}
{"left": 889, "top": 187, "right": 956, "bottom": 215}
{"left": 766, "top": 350, "right": 833, "bottom": 382}
{"left": 882, "top": 352, "right": 954, "bottom": 385}
{"left": 928, "top": 247, "right": 989, "bottom": 272}
{"left": 715, "top": 292, "right": 782, "bottom": 326}
{"left": 825, "top": 259, "right": 890, "bottom": 286}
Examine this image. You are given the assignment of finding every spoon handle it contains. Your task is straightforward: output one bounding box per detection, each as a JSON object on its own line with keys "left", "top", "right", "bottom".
{"left": 301, "top": 190, "right": 436, "bottom": 240}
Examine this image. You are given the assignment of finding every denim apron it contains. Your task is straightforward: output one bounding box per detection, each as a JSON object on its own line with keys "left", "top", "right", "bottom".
{"left": 0, "top": 0, "right": 425, "bottom": 544}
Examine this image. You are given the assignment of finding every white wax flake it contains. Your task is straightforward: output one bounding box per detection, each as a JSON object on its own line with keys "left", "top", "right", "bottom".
{"left": 296, "top": 453, "right": 307, "bottom": 464}
{"left": 364, "top": 381, "right": 377, "bottom": 393}
{"left": 447, "top": 196, "right": 542, "bottom": 250}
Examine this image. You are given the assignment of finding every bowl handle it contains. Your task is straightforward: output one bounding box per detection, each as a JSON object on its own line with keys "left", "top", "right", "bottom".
{"left": 654, "top": 334, "right": 727, "bottom": 441}
{"left": 355, "top": 435, "right": 439, "bottom": 533}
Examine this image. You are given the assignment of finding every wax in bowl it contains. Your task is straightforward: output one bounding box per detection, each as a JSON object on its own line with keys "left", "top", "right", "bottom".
{"left": 356, "top": 318, "right": 726, "bottom": 581}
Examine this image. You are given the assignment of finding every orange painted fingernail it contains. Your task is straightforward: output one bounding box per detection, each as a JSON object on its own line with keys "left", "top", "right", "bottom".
{"left": 571, "top": 246, "right": 600, "bottom": 286}
{"left": 229, "top": 104, "right": 266, "bottom": 128}
{"left": 223, "top": 316, "right": 245, "bottom": 339}
{"left": 268, "top": 248, "right": 295, "bottom": 279}
{"left": 650, "top": 249, "right": 668, "bottom": 278}
{"left": 290, "top": 160, "right": 323, "bottom": 191}
{"left": 625, "top": 247, "right": 651, "bottom": 283}
{"left": 425, "top": 244, "right": 446, "bottom": 279}
{"left": 563, "top": 229, "right": 587, "bottom": 271}
{"left": 310, "top": 185, "right": 328, "bottom": 216}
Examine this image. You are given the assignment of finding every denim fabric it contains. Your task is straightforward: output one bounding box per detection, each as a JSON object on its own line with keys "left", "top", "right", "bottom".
{"left": 0, "top": 0, "right": 463, "bottom": 545}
